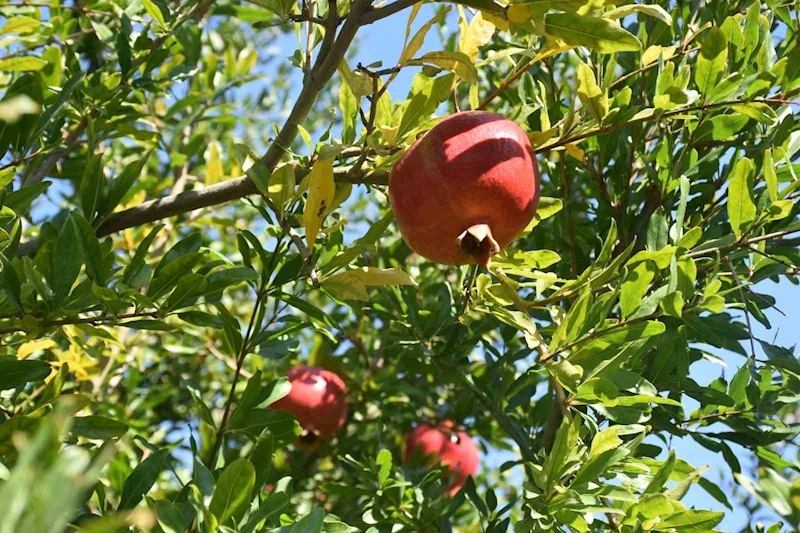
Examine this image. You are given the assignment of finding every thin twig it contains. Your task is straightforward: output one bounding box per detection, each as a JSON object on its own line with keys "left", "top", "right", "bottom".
{"left": 728, "top": 262, "right": 757, "bottom": 362}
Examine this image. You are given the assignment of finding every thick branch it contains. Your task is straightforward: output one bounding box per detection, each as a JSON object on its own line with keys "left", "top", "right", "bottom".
{"left": 260, "top": 0, "right": 373, "bottom": 172}
{"left": 17, "top": 167, "right": 388, "bottom": 256}
{"left": 361, "top": 0, "right": 420, "bottom": 25}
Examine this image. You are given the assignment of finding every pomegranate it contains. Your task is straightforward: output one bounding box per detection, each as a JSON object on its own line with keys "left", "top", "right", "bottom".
{"left": 388, "top": 111, "right": 540, "bottom": 268}
{"left": 271, "top": 366, "right": 347, "bottom": 442}
{"left": 404, "top": 421, "right": 480, "bottom": 496}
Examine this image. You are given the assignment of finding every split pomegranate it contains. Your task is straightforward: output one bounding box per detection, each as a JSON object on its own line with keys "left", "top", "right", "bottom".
{"left": 388, "top": 110, "right": 540, "bottom": 268}
{"left": 404, "top": 421, "right": 480, "bottom": 496}
{"left": 271, "top": 365, "right": 347, "bottom": 442}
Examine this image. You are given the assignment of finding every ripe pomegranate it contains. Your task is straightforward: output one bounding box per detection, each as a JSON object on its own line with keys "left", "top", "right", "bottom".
{"left": 271, "top": 366, "right": 347, "bottom": 442}
{"left": 404, "top": 421, "right": 480, "bottom": 496}
{"left": 389, "top": 111, "right": 540, "bottom": 268}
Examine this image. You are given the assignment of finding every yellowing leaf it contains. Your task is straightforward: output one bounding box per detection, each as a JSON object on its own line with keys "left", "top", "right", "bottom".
{"left": 323, "top": 267, "right": 417, "bottom": 301}
{"left": 17, "top": 339, "right": 56, "bottom": 360}
{"left": 459, "top": 12, "right": 495, "bottom": 61}
{"left": 0, "top": 56, "right": 48, "bottom": 72}
{"left": 642, "top": 44, "right": 677, "bottom": 66}
{"left": 303, "top": 157, "right": 335, "bottom": 248}
{"left": 204, "top": 141, "right": 224, "bottom": 185}
{"left": 507, "top": 4, "right": 531, "bottom": 24}
{"left": 565, "top": 143, "right": 584, "bottom": 161}
{"left": 0, "top": 16, "right": 40, "bottom": 36}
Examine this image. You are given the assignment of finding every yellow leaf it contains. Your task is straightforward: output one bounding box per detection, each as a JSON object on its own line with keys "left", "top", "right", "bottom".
{"left": 17, "top": 339, "right": 56, "bottom": 360}
{"left": 459, "top": 12, "right": 495, "bottom": 62}
{"left": 507, "top": 4, "right": 530, "bottom": 24}
{"left": 303, "top": 157, "right": 336, "bottom": 248}
{"left": 380, "top": 125, "right": 399, "bottom": 145}
{"left": 205, "top": 141, "right": 224, "bottom": 185}
{"left": 565, "top": 143, "right": 584, "bottom": 161}
{"left": 642, "top": 45, "right": 677, "bottom": 66}
{"left": 323, "top": 267, "right": 417, "bottom": 302}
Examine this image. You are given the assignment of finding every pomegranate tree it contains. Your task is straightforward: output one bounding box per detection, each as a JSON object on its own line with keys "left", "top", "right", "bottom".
{"left": 389, "top": 111, "right": 540, "bottom": 268}
{"left": 404, "top": 421, "right": 480, "bottom": 496}
{"left": 271, "top": 366, "right": 347, "bottom": 442}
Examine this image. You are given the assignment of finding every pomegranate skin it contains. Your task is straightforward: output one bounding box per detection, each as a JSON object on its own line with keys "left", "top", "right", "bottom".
{"left": 389, "top": 111, "right": 540, "bottom": 267}
{"left": 404, "top": 421, "right": 480, "bottom": 496}
{"left": 271, "top": 366, "right": 347, "bottom": 440}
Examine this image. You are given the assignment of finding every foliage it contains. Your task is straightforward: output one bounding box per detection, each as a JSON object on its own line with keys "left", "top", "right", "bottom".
{"left": 0, "top": 0, "right": 799, "bottom": 532}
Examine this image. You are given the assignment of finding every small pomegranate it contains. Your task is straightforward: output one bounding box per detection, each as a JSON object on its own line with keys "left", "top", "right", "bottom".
{"left": 389, "top": 111, "right": 540, "bottom": 268}
{"left": 271, "top": 366, "right": 347, "bottom": 442}
{"left": 404, "top": 421, "right": 480, "bottom": 496}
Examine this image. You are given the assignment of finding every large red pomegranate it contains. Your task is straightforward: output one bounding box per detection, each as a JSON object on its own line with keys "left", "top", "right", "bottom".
{"left": 404, "top": 421, "right": 480, "bottom": 496}
{"left": 389, "top": 111, "right": 540, "bottom": 268}
{"left": 271, "top": 366, "right": 347, "bottom": 441}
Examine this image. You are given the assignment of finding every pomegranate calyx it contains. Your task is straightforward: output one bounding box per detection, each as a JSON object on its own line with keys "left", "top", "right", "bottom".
{"left": 455, "top": 224, "right": 500, "bottom": 269}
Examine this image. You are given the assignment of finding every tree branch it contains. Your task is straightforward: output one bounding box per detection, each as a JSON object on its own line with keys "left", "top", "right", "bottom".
{"left": 17, "top": 166, "right": 387, "bottom": 256}
{"left": 361, "top": 0, "right": 420, "bottom": 25}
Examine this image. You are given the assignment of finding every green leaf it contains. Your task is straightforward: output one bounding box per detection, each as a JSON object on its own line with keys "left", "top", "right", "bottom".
{"left": 694, "top": 114, "right": 748, "bottom": 141}
{"left": 163, "top": 273, "right": 208, "bottom": 311}
{"left": 80, "top": 153, "right": 104, "bottom": 222}
{"left": 695, "top": 27, "right": 728, "bottom": 96}
{"left": 400, "top": 8, "right": 450, "bottom": 65}
{"left": 0, "top": 57, "right": 48, "bottom": 72}
{"left": 100, "top": 149, "right": 154, "bottom": 218}
{"left": 122, "top": 224, "right": 164, "bottom": 287}
{"left": 240, "top": 478, "right": 292, "bottom": 533}
{"left": 544, "top": 13, "right": 641, "bottom": 54}
{"left": 143, "top": 0, "right": 168, "bottom": 27}
{"left": 152, "top": 233, "right": 202, "bottom": 279}
{"left": 69, "top": 211, "right": 106, "bottom": 286}
{"left": 407, "top": 51, "right": 478, "bottom": 84}
{"left": 656, "top": 510, "right": 724, "bottom": 531}
{"left": 620, "top": 261, "right": 657, "bottom": 318}
{"left": 647, "top": 208, "right": 669, "bottom": 251}
{"left": 603, "top": 4, "right": 672, "bottom": 26}
{"left": 731, "top": 102, "right": 777, "bottom": 125}
{"left": 644, "top": 449, "right": 675, "bottom": 494}
{"left": 0, "top": 360, "right": 51, "bottom": 391}
{"left": 117, "top": 14, "right": 132, "bottom": 78}
{"left": 727, "top": 157, "right": 756, "bottom": 239}
{"left": 154, "top": 500, "right": 185, "bottom": 533}
{"left": 209, "top": 458, "right": 256, "bottom": 525}
{"left": 550, "top": 286, "right": 593, "bottom": 351}
{"left": 119, "top": 449, "right": 170, "bottom": 509}
{"left": 376, "top": 448, "right": 392, "bottom": 486}
{"left": 30, "top": 73, "right": 85, "bottom": 142}
{"left": 5, "top": 182, "right": 51, "bottom": 214}
{"left": 70, "top": 416, "right": 129, "bottom": 440}
{"left": 576, "top": 63, "right": 607, "bottom": 123}
{"left": 764, "top": 149, "right": 778, "bottom": 203}
{"left": 0, "top": 16, "right": 41, "bottom": 36}
{"left": 251, "top": 430, "right": 275, "bottom": 497}
{"left": 53, "top": 219, "right": 82, "bottom": 305}
{"left": 216, "top": 303, "right": 244, "bottom": 355}
{"left": 147, "top": 252, "right": 203, "bottom": 300}
{"left": 291, "top": 507, "right": 326, "bottom": 533}
{"left": 257, "top": 377, "right": 292, "bottom": 408}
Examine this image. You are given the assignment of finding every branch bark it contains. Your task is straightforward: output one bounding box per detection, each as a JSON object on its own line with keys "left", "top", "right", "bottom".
{"left": 16, "top": 166, "right": 387, "bottom": 256}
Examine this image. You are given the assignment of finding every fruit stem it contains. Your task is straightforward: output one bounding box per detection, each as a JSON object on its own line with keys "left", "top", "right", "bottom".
{"left": 455, "top": 224, "right": 500, "bottom": 269}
